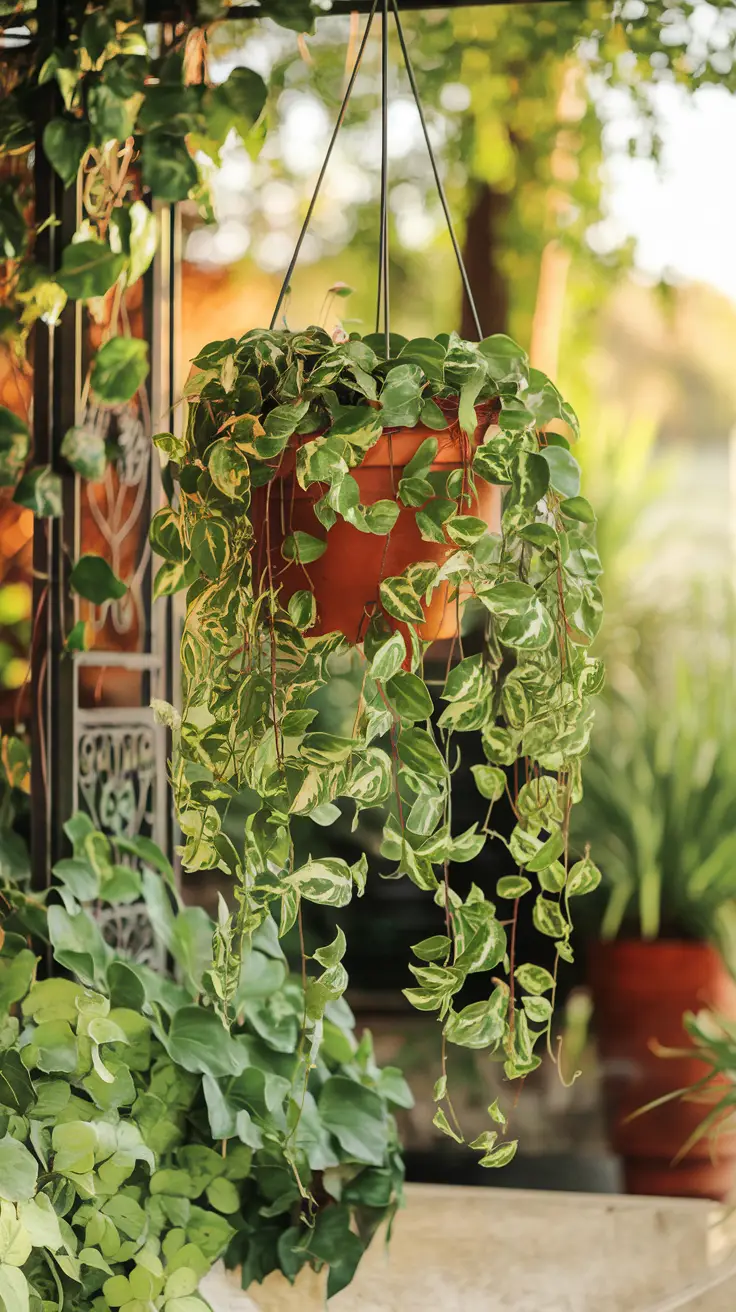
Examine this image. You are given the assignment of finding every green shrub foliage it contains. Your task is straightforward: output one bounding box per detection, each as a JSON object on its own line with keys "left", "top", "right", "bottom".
{"left": 0, "top": 815, "right": 408, "bottom": 1310}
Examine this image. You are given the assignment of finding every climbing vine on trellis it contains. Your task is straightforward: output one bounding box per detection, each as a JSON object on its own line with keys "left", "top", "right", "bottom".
{"left": 0, "top": 0, "right": 313, "bottom": 590}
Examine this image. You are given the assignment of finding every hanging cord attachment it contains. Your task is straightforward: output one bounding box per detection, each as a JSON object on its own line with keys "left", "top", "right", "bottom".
{"left": 270, "top": 0, "right": 482, "bottom": 341}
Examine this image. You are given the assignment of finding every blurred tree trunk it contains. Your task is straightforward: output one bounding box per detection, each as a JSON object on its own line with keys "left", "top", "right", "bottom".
{"left": 460, "top": 181, "right": 510, "bottom": 340}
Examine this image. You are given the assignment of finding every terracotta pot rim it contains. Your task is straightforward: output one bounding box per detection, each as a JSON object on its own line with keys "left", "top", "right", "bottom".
{"left": 292, "top": 396, "right": 499, "bottom": 447}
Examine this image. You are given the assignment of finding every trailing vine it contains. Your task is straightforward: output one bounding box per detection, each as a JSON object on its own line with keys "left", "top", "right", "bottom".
{"left": 154, "top": 324, "right": 604, "bottom": 1165}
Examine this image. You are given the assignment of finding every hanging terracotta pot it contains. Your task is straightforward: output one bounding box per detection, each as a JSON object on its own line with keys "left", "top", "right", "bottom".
{"left": 588, "top": 939, "right": 736, "bottom": 1200}
{"left": 251, "top": 401, "right": 501, "bottom": 645}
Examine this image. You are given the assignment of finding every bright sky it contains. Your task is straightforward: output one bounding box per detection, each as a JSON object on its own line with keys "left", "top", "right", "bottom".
{"left": 600, "top": 83, "right": 736, "bottom": 306}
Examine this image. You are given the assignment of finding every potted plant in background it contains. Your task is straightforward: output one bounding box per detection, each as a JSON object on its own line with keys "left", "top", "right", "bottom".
{"left": 0, "top": 814, "right": 408, "bottom": 1310}
{"left": 573, "top": 652, "right": 736, "bottom": 1200}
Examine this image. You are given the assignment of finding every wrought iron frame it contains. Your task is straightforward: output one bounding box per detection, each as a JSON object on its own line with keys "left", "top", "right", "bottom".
{"left": 30, "top": 0, "right": 181, "bottom": 884}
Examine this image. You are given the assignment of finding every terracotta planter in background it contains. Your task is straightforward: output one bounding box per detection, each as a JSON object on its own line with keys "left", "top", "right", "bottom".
{"left": 588, "top": 939, "right": 736, "bottom": 1200}
{"left": 251, "top": 403, "right": 501, "bottom": 645}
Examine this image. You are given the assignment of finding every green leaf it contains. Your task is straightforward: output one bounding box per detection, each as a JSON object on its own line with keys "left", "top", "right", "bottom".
{"left": 540, "top": 445, "right": 581, "bottom": 499}
{"left": 166, "top": 1008, "right": 249, "bottom": 1079}
{"left": 449, "top": 824, "right": 486, "bottom": 862}
{"left": 57, "top": 238, "right": 125, "bottom": 299}
{"left": 398, "top": 475, "right": 434, "bottom": 507}
{"left": 190, "top": 519, "right": 229, "bottom": 579}
{"left": 364, "top": 499, "right": 400, "bottom": 534}
{"left": 444, "top": 986, "right": 509, "bottom": 1050}
{"left": 399, "top": 336, "right": 446, "bottom": 382}
{"left": 477, "top": 334, "right": 528, "bottom": 381}
{"left": 532, "top": 896, "right": 569, "bottom": 939}
{"left": 471, "top": 764, "right": 505, "bottom": 801}
{"left": 344, "top": 748, "right": 391, "bottom": 809}
{"left": 376, "top": 1066, "right": 414, "bottom": 1109}
{"left": 432, "top": 1106, "right": 463, "bottom": 1143}
{"left": 519, "top": 522, "right": 559, "bottom": 550}
{"left": 150, "top": 506, "right": 184, "bottom": 562}
{"left": 560, "top": 495, "right": 595, "bottom": 523}
{"left": 499, "top": 600, "right": 555, "bottom": 651}
{"left": 18, "top": 1194, "right": 63, "bottom": 1251}
{"left": 473, "top": 437, "right": 511, "bottom": 485}
{"left": 379, "top": 363, "right": 423, "bottom": 427}
{"left": 522, "top": 995, "right": 552, "bottom": 1024}
{"left": 0, "top": 1050, "right": 34, "bottom": 1116}
{"left": 442, "top": 653, "right": 483, "bottom": 702}
{"left": 300, "top": 732, "right": 355, "bottom": 765}
{"left": 263, "top": 399, "right": 309, "bottom": 444}
{"left": 397, "top": 727, "right": 446, "bottom": 780}
{"left": 318, "top": 1077, "right": 389, "bottom": 1165}
{"left": 478, "top": 582, "right": 535, "bottom": 615}
{"left": 0, "top": 408, "right": 30, "bottom": 488}
{"left": 102, "top": 1275, "right": 132, "bottom": 1308}
{"left": 313, "top": 926, "right": 347, "bottom": 968}
{"left": 205, "top": 66, "right": 267, "bottom": 148}
{"left": 88, "top": 84, "right": 135, "bottom": 145}
{"left": 285, "top": 858, "right": 353, "bottom": 907}
{"left": 287, "top": 589, "right": 317, "bottom": 630}
{"left": 478, "top": 1139, "right": 518, "bottom": 1168}
{"left": 416, "top": 497, "right": 455, "bottom": 543}
{"left": 42, "top": 116, "right": 89, "bottom": 186}
{"left": 205, "top": 1177, "right": 241, "bottom": 1214}
{"left": 208, "top": 439, "right": 250, "bottom": 500}
{"left": 0, "top": 1135, "right": 37, "bottom": 1202}
{"left": 420, "top": 397, "right": 447, "bottom": 429}
{"left": 403, "top": 436, "right": 438, "bottom": 481}
{"left": 91, "top": 337, "right": 149, "bottom": 405}
{"left": 458, "top": 363, "right": 486, "bottom": 437}
{"left": 386, "top": 670, "right": 433, "bottom": 722}
{"left": 154, "top": 558, "right": 198, "bottom": 599}
{"left": 0, "top": 1266, "right": 29, "bottom": 1312}
{"left": 379, "top": 574, "right": 424, "bottom": 625}
{"left": 61, "top": 424, "right": 107, "bottom": 480}
{"left": 69, "top": 554, "right": 126, "bottom": 604}
{"left": 370, "top": 629, "right": 406, "bottom": 682}
{"left": 107, "top": 961, "right": 146, "bottom": 1011}
{"left": 496, "top": 875, "right": 532, "bottom": 898}
{"left": 13, "top": 465, "right": 62, "bottom": 517}
{"left": 526, "top": 828, "right": 565, "bottom": 873}
{"left": 142, "top": 133, "right": 198, "bottom": 203}
{"left": 567, "top": 856, "right": 602, "bottom": 897}
{"left": 52, "top": 854, "right": 98, "bottom": 900}
{"left": 153, "top": 430, "right": 187, "bottom": 462}
{"left": 115, "top": 200, "right": 159, "bottom": 287}
{"left": 47, "top": 902, "right": 109, "bottom": 982}
{"left": 406, "top": 790, "right": 444, "bottom": 836}
{"left": 446, "top": 515, "right": 487, "bottom": 547}
{"left": 281, "top": 531, "right": 326, "bottom": 565}
{"left": 81, "top": 9, "right": 114, "bottom": 60}
{"left": 32, "top": 1019, "right": 78, "bottom": 1074}
{"left": 411, "top": 934, "right": 451, "bottom": 963}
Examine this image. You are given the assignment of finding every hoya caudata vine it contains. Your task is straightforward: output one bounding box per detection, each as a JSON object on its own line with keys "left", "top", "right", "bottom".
{"left": 151, "top": 325, "right": 604, "bottom": 1165}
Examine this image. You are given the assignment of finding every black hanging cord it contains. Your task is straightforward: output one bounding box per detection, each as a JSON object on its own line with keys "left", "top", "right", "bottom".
{"left": 391, "top": 0, "right": 482, "bottom": 340}
{"left": 375, "top": 0, "right": 390, "bottom": 352}
{"left": 269, "top": 0, "right": 378, "bottom": 331}
{"left": 270, "top": 0, "right": 482, "bottom": 342}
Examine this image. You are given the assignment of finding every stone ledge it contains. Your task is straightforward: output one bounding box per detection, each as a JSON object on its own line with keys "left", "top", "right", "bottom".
{"left": 201, "top": 1183, "right": 724, "bottom": 1312}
